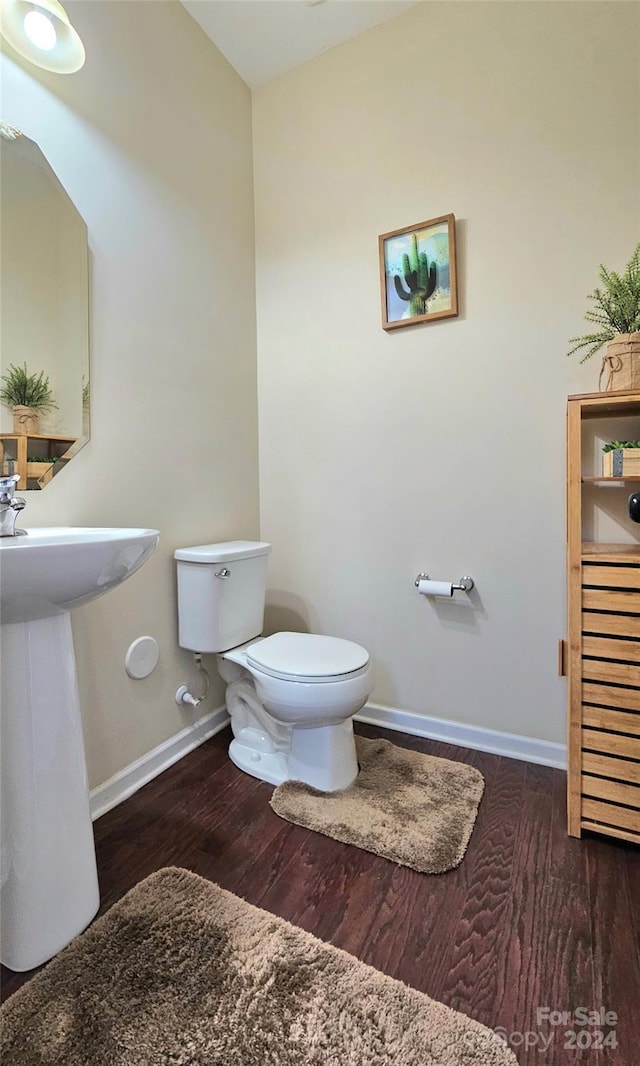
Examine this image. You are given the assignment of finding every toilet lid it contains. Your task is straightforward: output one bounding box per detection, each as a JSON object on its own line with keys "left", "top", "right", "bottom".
{"left": 246, "top": 632, "right": 369, "bottom": 681}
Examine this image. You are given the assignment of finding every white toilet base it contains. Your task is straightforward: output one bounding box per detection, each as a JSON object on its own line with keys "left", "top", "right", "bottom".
{"left": 287, "top": 719, "right": 358, "bottom": 791}
{"left": 228, "top": 718, "right": 359, "bottom": 791}
{"left": 229, "top": 737, "right": 289, "bottom": 786}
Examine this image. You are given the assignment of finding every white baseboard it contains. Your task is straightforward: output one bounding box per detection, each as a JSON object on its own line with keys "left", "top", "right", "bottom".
{"left": 90, "top": 705, "right": 230, "bottom": 821}
{"left": 356, "top": 702, "right": 566, "bottom": 769}
{"left": 90, "top": 699, "right": 565, "bottom": 822}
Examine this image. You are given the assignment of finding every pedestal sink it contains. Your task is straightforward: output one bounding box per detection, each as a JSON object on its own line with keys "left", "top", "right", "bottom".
{"left": 0, "top": 527, "right": 159, "bottom": 971}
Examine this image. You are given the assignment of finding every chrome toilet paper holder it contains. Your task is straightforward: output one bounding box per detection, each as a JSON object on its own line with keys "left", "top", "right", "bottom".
{"left": 414, "top": 572, "right": 475, "bottom": 592}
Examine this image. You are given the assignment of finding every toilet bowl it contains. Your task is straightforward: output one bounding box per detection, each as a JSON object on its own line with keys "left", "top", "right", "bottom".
{"left": 220, "top": 632, "right": 373, "bottom": 789}
{"left": 174, "top": 541, "right": 374, "bottom": 791}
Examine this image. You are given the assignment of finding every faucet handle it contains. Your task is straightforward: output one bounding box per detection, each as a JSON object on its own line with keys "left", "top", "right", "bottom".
{"left": 0, "top": 473, "right": 21, "bottom": 502}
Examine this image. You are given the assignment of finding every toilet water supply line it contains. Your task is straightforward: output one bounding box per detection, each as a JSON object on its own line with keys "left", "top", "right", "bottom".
{"left": 175, "top": 653, "right": 211, "bottom": 708}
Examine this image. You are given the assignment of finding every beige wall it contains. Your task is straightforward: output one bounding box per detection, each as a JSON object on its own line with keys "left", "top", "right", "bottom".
{"left": 1, "top": 1, "right": 259, "bottom": 786}
{"left": 253, "top": 1, "right": 640, "bottom": 744}
{"left": 1, "top": 0, "right": 637, "bottom": 791}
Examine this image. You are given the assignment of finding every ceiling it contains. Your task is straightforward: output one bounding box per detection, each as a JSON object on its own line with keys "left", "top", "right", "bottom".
{"left": 180, "top": 0, "right": 422, "bottom": 88}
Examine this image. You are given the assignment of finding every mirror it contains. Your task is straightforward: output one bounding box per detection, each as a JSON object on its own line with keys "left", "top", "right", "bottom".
{"left": 0, "top": 128, "right": 89, "bottom": 490}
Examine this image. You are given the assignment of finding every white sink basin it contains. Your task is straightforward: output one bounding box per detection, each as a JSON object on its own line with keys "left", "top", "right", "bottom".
{"left": 0, "top": 526, "right": 159, "bottom": 624}
{"left": 0, "top": 526, "right": 159, "bottom": 971}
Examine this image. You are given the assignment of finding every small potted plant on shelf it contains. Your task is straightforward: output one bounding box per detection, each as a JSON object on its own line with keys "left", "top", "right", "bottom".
{"left": 0, "top": 362, "right": 57, "bottom": 434}
{"left": 26, "top": 454, "right": 60, "bottom": 489}
{"left": 602, "top": 439, "right": 640, "bottom": 477}
{"left": 567, "top": 242, "right": 640, "bottom": 392}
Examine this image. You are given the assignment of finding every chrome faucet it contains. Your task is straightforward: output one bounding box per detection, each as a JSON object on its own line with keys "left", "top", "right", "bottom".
{"left": 0, "top": 474, "right": 27, "bottom": 537}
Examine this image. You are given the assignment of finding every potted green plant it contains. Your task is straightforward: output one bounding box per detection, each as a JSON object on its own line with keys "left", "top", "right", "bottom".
{"left": 0, "top": 362, "right": 57, "bottom": 434}
{"left": 568, "top": 242, "right": 640, "bottom": 392}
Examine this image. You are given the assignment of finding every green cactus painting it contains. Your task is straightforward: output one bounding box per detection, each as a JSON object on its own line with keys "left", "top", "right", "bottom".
{"left": 379, "top": 213, "right": 458, "bottom": 331}
{"left": 393, "top": 233, "right": 437, "bottom": 316}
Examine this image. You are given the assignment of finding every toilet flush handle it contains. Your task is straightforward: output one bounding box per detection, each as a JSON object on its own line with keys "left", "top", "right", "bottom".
{"left": 215, "top": 568, "right": 231, "bottom": 578}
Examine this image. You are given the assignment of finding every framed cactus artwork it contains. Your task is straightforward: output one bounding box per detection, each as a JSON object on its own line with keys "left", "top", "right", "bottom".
{"left": 378, "top": 213, "right": 458, "bottom": 331}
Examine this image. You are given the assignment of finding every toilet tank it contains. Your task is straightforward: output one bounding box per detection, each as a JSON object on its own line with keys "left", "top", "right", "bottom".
{"left": 174, "top": 540, "right": 271, "bottom": 653}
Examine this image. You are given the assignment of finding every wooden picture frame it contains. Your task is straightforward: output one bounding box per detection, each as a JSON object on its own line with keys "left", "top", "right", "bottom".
{"left": 378, "top": 213, "right": 458, "bottom": 331}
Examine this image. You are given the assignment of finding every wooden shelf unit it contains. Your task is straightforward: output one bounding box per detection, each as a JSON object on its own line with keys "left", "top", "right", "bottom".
{"left": 0, "top": 432, "right": 76, "bottom": 490}
{"left": 567, "top": 390, "right": 640, "bottom": 844}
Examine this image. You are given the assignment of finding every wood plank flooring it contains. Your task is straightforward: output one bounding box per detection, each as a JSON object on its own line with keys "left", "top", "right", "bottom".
{"left": 2, "top": 722, "right": 639, "bottom": 1065}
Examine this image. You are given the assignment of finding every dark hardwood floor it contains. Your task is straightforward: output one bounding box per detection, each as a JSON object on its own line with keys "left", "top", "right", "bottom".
{"left": 2, "top": 722, "right": 639, "bottom": 1065}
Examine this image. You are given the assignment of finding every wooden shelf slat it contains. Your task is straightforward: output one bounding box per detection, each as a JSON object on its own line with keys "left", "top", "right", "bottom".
{"left": 583, "top": 589, "right": 640, "bottom": 614}
{"left": 582, "top": 476, "right": 640, "bottom": 484}
{"left": 582, "top": 564, "right": 640, "bottom": 589}
{"left": 582, "top": 658, "right": 640, "bottom": 687}
{"left": 583, "top": 681, "right": 640, "bottom": 711}
{"left": 583, "top": 613, "right": 640, "bottom": 639}
{"left": 568, "top": 389, "right": 640, "bottom": 417}
{"left": 0, "top": 432, "right": 76, "bottom": 442}
{"left": 582, "top": 705, "right": 640, "bottom": 735}
{"left": 582, "top": 727, "right": 640, "bottom": 760}
{"left": 582, "top": 750, "right": 640, "bottom": 784}
{"left": 581, "top": 543, "right": 640, "bottom": 564}
{"left": 582, "top": 635, "right": 640, "bottom": 662}
{"left": 581, "top": 797, "right": 640, "bottom": 834}
{"left": 580, "top": 819, "right": 640, "bottom": 845}
{"left": 582, "top": 774, "right": 640, "bottom": 808}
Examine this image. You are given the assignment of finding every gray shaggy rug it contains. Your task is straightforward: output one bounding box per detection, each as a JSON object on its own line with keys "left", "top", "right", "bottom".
{"left": 270, "top": 736, "right": 485, "bottom": 873}
{"left": 1, "top": 867, "right": 515, "bottom": 1065}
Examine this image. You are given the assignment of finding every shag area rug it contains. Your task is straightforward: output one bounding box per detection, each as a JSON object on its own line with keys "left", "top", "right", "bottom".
{"left": 270, "top": 735, "right": 485, "bottom": 873}
{"left": 1, "top": 868, "right": 515, "bottom": 1066}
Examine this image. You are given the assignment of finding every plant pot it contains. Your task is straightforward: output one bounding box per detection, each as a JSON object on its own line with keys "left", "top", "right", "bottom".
{"left": 26, "top": 461, "right": 54, "bottom": 488}
{"left": 12, "top": 405, "right": 40, "bottom": 434}
{"left": 602, "top": 448, "right": 640, "bottom": 477}
{"left": 599, "top": 333, "right": 640, "bottom": 392}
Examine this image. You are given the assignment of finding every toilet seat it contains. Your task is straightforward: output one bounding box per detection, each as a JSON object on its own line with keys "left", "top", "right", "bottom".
{"left": 245, "top": 632, "right": 369, "bottom": 683}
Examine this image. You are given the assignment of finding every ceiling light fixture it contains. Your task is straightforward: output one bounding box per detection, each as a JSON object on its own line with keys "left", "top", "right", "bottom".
{"left": 0, "top": 0, "right": 85, "bottom": 73}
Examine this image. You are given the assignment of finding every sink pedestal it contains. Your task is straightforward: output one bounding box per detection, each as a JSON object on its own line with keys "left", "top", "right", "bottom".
{"left": 1, "top": 612, "right": 99, "bottom": 971}
{"left": 0, "top": 526, "right": 159, "bottom": 970}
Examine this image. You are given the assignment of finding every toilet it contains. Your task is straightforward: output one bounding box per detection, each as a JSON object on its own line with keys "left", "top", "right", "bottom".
{"left": 174, "top": 540, "right": 373, "bottom": 790}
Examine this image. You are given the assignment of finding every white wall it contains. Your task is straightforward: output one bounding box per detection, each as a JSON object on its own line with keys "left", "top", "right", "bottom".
{"left": 1, "top": 1, "right": 259, "bottom": 786}
{"left": 253, "top": 1, "right": 640, "bottom": 744}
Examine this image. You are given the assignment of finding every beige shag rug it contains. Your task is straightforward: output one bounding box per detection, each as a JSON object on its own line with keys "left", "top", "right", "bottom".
{"left": 270, "top": 735, "right": 485, "bottom": 873}
{"left": 1, "top": 868, "right": 515, "bottom": 1066}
